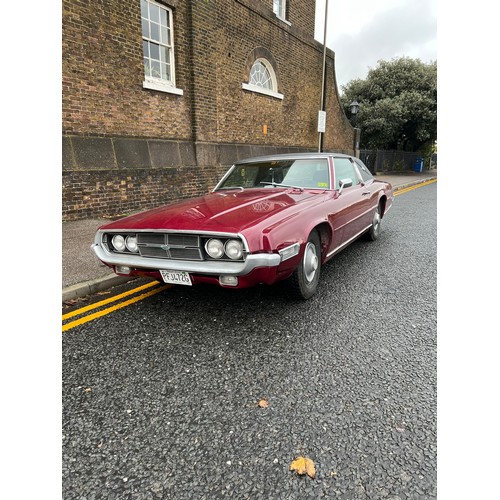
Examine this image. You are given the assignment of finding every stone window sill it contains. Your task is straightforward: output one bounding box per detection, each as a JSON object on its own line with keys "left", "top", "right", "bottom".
{"left": 241, "top": 83, "right": 284, "bottom": 100}
{"left": 275, "top": 15, "right": 291, "bottom": 26}
{"left": 143, "top": 79, "right": 184, "bottom": 95}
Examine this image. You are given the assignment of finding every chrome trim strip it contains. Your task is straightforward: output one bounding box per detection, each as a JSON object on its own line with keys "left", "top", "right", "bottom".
{"left": 326, "top": 224, "right": 372, "bottom": 258}
{"left": 213, "top": 165, "right": 236, "bottom": 191}
{"left": 92, "top": 243, "right": 280, "bottom": 276}
{"left": 213, "top": 157, "right": 334, "bottom": 192}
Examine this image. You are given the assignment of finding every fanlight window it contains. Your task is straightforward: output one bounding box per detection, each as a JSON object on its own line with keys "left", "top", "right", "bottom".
{"left": 249, "top": 60, "right": 273, "bottom": 90}
{"left": 242, "top": 54, "right": 283, "bottom": 100}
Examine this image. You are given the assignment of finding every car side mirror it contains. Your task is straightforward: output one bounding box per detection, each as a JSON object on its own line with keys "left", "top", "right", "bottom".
{"left": 338, "top": 178, "right": 353, "bottom": 195}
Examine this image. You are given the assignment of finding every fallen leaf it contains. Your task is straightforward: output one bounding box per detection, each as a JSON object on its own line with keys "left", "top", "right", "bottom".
{"left": 83, "top": 387, "right": 92, "bottom": 393}
{"left": 289, "top": 456, "right": 316, "bottom": 478}
{"left": 258, "top": 399, "right": 269, "bottom": 408}
{"left": 63, "top": 297, "right": 88, "bottom": 308}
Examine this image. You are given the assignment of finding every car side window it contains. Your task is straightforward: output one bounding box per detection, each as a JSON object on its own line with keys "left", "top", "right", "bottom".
{"left": 354, "top": 159, "right": 374, "bottom": 183}
{"left": 333, "top": 158, "right": 361, "bottom": 190}
{"left": 282, "top": 160, "right": 330, "bottom": 189}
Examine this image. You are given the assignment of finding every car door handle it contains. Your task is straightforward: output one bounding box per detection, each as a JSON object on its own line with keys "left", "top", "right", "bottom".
{"left": 362, "top": 191, "right": 371, "bottom": 196}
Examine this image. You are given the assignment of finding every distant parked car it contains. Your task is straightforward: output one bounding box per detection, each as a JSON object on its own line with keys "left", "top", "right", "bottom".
{"left": 92, "top": 153, "right": 394, "bottom": 299}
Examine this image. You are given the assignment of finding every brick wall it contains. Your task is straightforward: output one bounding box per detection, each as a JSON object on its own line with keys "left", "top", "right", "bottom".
{"left": 287, "top": 0, "right": 316, "bottom": 37}
{"left": 62, "top": 0, "right": 193, "bottom": 139}
{"left": 62, "top": 165, "right": 226, "bottom": 221}
{"left": 62, "top": 0, "right": 355, "bottom": 220}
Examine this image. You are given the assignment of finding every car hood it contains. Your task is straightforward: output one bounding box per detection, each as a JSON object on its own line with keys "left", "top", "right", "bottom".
{"left": 98, "top": 188, "right": 324, "bottom": 234}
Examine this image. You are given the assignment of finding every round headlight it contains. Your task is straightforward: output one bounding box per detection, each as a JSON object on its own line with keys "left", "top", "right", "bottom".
{"left": 125, "top": 235, "right": 138, "bottom": 253}
{"left": 225, "top": 239, "right": 243, "bottom": 260}
{"left": 111, "top": 234, "right": 126, "bottom": 252}
{"left": 205, "top": 238, "right": 224, "bottom": 259}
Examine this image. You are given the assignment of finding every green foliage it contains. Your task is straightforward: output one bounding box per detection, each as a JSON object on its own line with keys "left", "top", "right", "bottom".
{"left": 341, "top": 57, "right": 437, "bottom": 151}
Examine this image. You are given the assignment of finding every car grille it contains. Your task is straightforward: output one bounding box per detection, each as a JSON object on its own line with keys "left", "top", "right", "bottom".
{"left": 136, "top": 233, "right": 203, "bottom": 261}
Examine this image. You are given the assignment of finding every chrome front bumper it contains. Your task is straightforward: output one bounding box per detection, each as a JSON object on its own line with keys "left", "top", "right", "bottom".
{"left": 91, "top": 243, "right": 281, "bottom": 276}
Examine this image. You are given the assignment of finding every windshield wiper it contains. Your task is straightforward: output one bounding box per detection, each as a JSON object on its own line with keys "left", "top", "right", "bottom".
{"left": 261, "top": 182, "right": 304, "bottom": 192}
{"left": 217, "top": 186, "right": 245, "bottom": 191}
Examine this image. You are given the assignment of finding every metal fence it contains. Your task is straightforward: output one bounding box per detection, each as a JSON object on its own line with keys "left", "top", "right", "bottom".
{"left": 359, "top": 150, "right": 435, "bottom": 173}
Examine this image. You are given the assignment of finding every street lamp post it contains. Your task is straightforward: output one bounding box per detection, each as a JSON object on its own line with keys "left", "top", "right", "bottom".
{"left": 318, "top": 0, "right": 329, "bottom": 152}
{"left": 350, "top": 100, "right": 360, "bottom": 157}
{"left": 349, "top": 100, "right": 359, "bottom": 127}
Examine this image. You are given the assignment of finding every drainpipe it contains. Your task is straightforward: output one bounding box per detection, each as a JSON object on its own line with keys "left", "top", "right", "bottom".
{"left": 318, "top": 0, "right": 329, "bottom": 152}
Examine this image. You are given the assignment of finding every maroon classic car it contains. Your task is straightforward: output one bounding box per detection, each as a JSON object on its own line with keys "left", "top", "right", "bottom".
{"left": 92, "top": 153, "right": 393, "bottom": 299}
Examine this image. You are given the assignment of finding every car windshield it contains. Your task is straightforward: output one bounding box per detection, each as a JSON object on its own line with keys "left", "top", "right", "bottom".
{"left": 216, "top": 159, "right": 330, "bottom": 190}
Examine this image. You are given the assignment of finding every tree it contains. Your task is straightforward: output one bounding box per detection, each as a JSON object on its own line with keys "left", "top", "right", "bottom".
{"left": 340, "top": 57, "right": 437, "bottom": 152}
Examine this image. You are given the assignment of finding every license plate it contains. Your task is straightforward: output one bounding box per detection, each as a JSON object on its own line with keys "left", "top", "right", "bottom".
{"left": 160, "top": 269, "right": 192, "bottom": 286}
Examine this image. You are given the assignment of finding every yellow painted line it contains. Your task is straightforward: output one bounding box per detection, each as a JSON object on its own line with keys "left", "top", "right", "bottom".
{"left": 62, "top": 284, "right": 171, "bottom": 332}
{"left": 62, "top": 280, "right": 159, "bottom": 320}
{"left": 395, "top": 178, "right": 436, "bottom": 196}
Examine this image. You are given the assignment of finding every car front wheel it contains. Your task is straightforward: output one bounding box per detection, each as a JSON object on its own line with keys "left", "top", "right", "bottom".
{"left": 287, "top": 230, "right": 321, "bottom": 300}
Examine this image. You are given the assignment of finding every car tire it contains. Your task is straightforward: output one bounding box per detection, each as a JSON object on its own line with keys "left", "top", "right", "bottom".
{"left": 287, "top": 230, "right": 321, "bottom": 300}
{"left": 366, "top": 203, "right": 382, "bottom": 241}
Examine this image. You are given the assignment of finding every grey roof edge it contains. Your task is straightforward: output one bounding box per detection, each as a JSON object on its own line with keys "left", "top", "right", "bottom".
{"left": 234, "top": 152, "right": 351, "bottom": 164}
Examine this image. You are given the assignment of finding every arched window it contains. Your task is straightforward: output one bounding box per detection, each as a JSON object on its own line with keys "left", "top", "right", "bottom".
{"left": 249, "top": 59, "right": 274, "bottom": 90}
{"left": 242, "top": 51, "right": 284, "bottom": 100}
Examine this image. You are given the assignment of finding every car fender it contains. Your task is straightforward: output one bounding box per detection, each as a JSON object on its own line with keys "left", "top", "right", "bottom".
{"left": 377, "top": 183, "right": 394, "bottom": 217}
{"left": 261, "top": 205, "right": 333, "bottom": 272}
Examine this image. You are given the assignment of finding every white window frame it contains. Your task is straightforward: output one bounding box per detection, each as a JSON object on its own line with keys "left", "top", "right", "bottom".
{"left": 272, "top": 0, "right": 288, "bottom": 22}
{"left": 141, "top": 0, "right": 183, "bottom": 95}
{"left": 242, "top": 58, "right": 284, "bottom": 100}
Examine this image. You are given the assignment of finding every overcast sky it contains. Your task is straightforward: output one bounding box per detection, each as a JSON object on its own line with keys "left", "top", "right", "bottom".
{"left": 314, "top": 0, "right": 437, "bottom": 93}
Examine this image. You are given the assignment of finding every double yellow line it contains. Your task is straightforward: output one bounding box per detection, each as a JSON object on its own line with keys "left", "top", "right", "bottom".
{"left": 395, "top": 178, "right": 436, "bottom": 196}
{"left": 62, "top": 281, "right": 170, "bottom": 332}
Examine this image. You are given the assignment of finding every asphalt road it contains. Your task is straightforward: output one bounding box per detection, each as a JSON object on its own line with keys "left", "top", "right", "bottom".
{"left": 62, "top": 182, "right": 437, "bottom": 499}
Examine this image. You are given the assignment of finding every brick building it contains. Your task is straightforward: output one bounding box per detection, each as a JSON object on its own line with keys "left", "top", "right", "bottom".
{"left": 62, "top": 0, "right": 355, "bottom": 220}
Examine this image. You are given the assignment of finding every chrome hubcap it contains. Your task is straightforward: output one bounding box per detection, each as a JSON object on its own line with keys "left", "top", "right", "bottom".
{"left": 373, "top": 209, "right": 381, "bottom": 232}
{"left": 303, "top": 242, "right": 318, "bottom": 283}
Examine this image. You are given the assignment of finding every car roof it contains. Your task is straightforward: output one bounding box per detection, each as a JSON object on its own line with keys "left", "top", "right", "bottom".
{"left": 234, "top": 152, "right": 354, "bottom": 164}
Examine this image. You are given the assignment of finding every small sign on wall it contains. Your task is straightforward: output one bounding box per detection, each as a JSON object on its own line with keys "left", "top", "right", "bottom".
{"left": 317, "top": 111, "right": 326, "bottom": 133}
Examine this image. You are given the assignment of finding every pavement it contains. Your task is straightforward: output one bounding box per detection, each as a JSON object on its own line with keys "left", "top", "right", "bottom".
{"left": 62, "top": 169, "right": 437, "bottom": 302}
